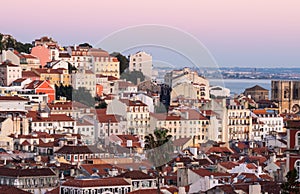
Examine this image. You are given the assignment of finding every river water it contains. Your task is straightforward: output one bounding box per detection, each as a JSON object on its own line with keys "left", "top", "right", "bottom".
{"left": 209, "top": 79, "right": 271, "bottom": 95}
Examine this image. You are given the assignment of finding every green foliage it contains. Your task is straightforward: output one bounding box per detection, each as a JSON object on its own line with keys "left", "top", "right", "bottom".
{"left": 55, "top": 84, "right": 73, "bottom": 100}
{"left": 0, "top": 34, "right": 3, "bottom": 53}
{"left": 111, "top": 52, "right": 129, "bottom": 74}
{"left": 281, "top": 168, "right": 299, "bottom": 194}
{"left": 68, "top": 63, "right": 77, "bottom": 74}
{"left": 79, "top": 43, "right": 92, "bottom": 48}
{"left": 15, "top": 42, "right": 33, "bottom": 53}
{"left": 154, "top": 103, "right": 168, "bottom": 113}
{"left": 120, "top": 70, "right": 145, "bottom": 85}
{"left": 0, "top": 33, "right": 32, "bottom": 53}
{"left": 72, "top": 87, "right": 95, "bottom": 107}
{"left": 144, "top": 129, "right": 173, "bottom": 171}
{"left": 95, "top": 101, "right": 107, "bottom": 109}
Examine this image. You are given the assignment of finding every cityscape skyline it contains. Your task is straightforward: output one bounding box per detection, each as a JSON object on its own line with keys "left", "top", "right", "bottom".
{"left": 1, "top": 0, "right": 300, "bottom": 68}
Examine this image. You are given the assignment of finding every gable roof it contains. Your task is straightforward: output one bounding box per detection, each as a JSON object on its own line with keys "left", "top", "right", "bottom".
{"left": 245, "top": 85, "right": 268, "bottom": 91}
{"left": 55, "top": 145, "right": 104, "bottom": 154}
{"left": 62, "top": 177, "right": 130, "bottom": 187}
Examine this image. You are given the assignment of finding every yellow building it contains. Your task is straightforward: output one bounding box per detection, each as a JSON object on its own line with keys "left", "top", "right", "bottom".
{"left": 89, "top": 49, "right": 120, "bottom": 78}
{"left": 32, "top": 68, "right": 71, "bottom": 86}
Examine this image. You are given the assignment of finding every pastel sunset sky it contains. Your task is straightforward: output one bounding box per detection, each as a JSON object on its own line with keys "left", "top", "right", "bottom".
{"left": 1, "top": 0, "right": 300, "bottom": 67}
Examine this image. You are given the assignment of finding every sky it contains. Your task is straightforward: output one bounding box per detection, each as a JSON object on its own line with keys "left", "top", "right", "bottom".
{"left": 1, "top": 0, "right": 300, "bottom": 68}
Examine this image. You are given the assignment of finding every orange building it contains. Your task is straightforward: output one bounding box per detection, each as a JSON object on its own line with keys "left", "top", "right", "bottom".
{"left": 25, "top": 80, "right": 55, "bottom": 103}
{"left": 31, "top": 45, "right": 51, "bottom": 67}
{"left": 96, "top": 84, "right": 103, "bottom": 96}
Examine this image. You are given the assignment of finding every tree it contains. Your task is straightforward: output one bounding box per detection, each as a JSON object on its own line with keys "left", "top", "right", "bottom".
{"left": 0, "top": 34, "right": 3, "bottom": 54}
{"left": 144, "top": 129, "right": 173, "bottom": 193}
{"left": 55, "top": 84, "right": 73, "bottom": 100}
{"left": 154, "top": 103, "right": 168, "bottom": 113}
{"left": 95, "top": 101, "right": 107, "bottom": 109}
{"left": 120, "top": 70, "right": 145, "bottom": 85}
{"left": 111, "top": 52, "right": 129, "bottom": 74}
{"left": 72, "top": 87, "right": 95, "bottom": 107}
{"left": 79, "top": 43, "right": 93, "bottom": 48}
{"left": 281, "top": 168, "right": 299, "bottom": 194}
{"left": 68, "top": 63, "right": 77, "bottom": 74}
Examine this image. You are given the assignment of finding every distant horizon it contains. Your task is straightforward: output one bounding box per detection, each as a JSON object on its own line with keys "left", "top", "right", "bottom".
{"left": 2, "top": 0, "right": 300, "bottom": 68}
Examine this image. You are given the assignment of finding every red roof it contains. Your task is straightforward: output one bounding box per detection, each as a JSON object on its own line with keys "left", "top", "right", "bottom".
{"left": 22, "top": 71, "right": 40, "bottom": 78}
{"left": 0, "top": 96, "right": 28, "bottom": 101}
{"left": 192, "top": 168, "right": 231, "bottom": 177}
{"left": 218, "top": 161, "right": 239, "bottom": 169}
{"left": 120, "top": 99, "right": 147, "bottom": 107}
{"left": 0, "top": 167, "right": 56, "bottom": 177}
{"left": 21, "top": 140, "right": 31, "bottom": 146}
{"left": 62, "top": 177, "right": 130, "bottom": 187}
{"left": 27, "top": 111, "right": 74, "bottom": 122}
{"left": 0, "top": 185, "right": 31, "bottom": 194}
{"left": 0, "top": 61, "right": 19, "bottom": 67}
{"left": 96, "top": 109, "right": 120, "bottom": 123}
{"left": 206, "top": 147, "right": 234, "bottom": 154}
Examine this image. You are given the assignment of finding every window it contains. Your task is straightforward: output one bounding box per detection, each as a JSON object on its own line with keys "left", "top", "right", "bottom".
{"left": 295, "top": 160, "right": 300, "bottom": 180}
{"left": 296, "top": 132, "right": 300, "bottom": 147}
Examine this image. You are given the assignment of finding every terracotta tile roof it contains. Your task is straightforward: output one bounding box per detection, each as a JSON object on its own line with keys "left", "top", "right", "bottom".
{"left": 96, "top": 109, "right": 120, "bottom": 123}
{"left": 239, "top": 156, "right": 267, "bottom": 165}
{"left": 206, "top": 147, "right": 234, "bottom": 154}
{"left": 246, "top": 163, "right": 257, "bottom": 170}
{"left": 0, "top": 61, "right": 19, "bottom": 67}
{"left": 218, "top": 161, "right": 239, "bottom": 169}
{"left": 80, "top": 164, "right": 115, "bottom": 176}
{"left": 0, "top": 96, "right": 28, "bottom": 101}
{"left": 11, "top": 78, "right": 27, "bottom": 83}
{"left": 55, "top": 145, "right": 104, "bottom": 154}
{"left": 150, "top": 113, "right": 181, "bottom": 121}
{"left": 21, "top": 140, "right": 31, "bottom": 146}
{"left": 62, "top": 177, "right": 130, "bottom": 187}
{"left": 245, "top": 85, "right": 268, "bottom": 91}
{"left": 128, "top": 189, "right": 163, "bottom": 194}
{"left": 0, "top": 185, "right": 31, "bottom": 194}
{"left": 192, "top": 168, "right": 230, "bottom": 177}
{"left": 96, "top": 74, "right": 119, "bottom": 81}
{"left": 22, "top": 53, "right": 38, "bottom": 59}
{"left": 22, "top": 70, "right": 40, "bottom": 78}
{"left": 27, "top": 111, "right": 74, "bottom": 122}
{"left": 259, "top": 174, "right": 273, "bottom": 181}
{"left": 45, "top": 187, "right": 59, "bottom": 194}
{"left": 0, "top": 167, "right": 56, "bottom": 177}
{"left": 24, "top": 80, "right": 46, "bottom": 89}
{"left": 38, "top": 139, "right": 54, "bottom": 147}
{"left": 116, "top": 170, "right": 154, "bottom": 180}
{"left": 120, "top": 99, "right": 147, "bottom": 107}
{"left": 118, "top": 81, "right": 136, "bottom": 89}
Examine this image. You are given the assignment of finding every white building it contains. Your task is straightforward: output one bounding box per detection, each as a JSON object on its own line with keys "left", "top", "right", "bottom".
{"left": 165, "top": 68, "right": 210, "bottom": 100}
{"left": 252, "top": 111, "right": 284, "bottom": 140}
{"left": 129, "top": 51, "right": 153, "bottom": 79}
{"left": 210, "top": 86, "right": 231, "bottom": 98}
{"left": 72, "top": 69, "right": 96, "bottom": 97}
{"left": 89, "top": 48, "right": 120, "bottom": 78}
{"left": 27, "top": 111, "right": 76, "bottom": 134}
{"left": 0, "top": 61, "right": 22, "bottom": 86}
{"left": 0, "top": 96, "right": 28, "bottom": 112}
{"left": 107, "top": 99, "right": 150, "bottom": 139}
{"left": 0, "top": 49, "right": 20, "bottom": 66}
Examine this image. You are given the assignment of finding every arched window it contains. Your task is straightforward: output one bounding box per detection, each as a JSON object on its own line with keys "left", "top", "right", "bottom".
{"left": 295, "top": 160, "right": 300, "bottom": 180}
{"left": 296, "top": 132, "right": 300, "bottom": 147}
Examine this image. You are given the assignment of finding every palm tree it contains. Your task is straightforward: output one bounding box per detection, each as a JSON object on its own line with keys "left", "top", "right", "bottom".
{"left": 144, "top": 128, "right": 173, "bottom": 194}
